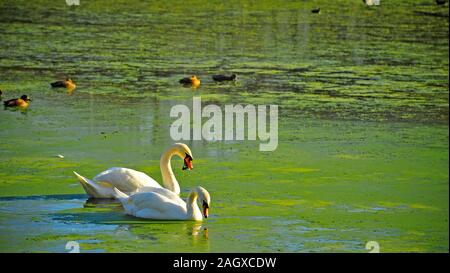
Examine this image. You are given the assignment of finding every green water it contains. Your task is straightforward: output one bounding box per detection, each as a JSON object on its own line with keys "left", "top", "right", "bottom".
{"left": 0, "top": 0, "right": 448, "bottom": 252}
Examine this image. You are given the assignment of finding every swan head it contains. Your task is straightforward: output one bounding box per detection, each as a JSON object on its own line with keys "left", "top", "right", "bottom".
{"left": 172, "top": 143, "right": 194, "bottom": 171}
{"left": 195, "top": 186, "right": 211, "bottom": 218}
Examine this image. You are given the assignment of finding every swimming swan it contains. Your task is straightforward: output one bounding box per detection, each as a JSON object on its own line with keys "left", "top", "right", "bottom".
{"left": 73, "top": 143, "right": 193, "bottom": 198}
{"left": 113, "top": 186, "right": 211, "bottom": 221}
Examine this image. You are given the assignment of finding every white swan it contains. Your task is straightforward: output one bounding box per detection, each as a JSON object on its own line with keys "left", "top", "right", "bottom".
{"left": 113, "top": 186, "right": 211, "bottom": 221}
{"left": 73, "top": 143, "right": 193, "bottom": 198}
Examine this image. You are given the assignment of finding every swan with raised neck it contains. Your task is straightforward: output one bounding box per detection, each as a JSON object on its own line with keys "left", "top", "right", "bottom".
{"left": 73, "top": 143, "right": 193, "bottom": 198}
{"left": 160, "top": 143, "right": 194, "bottom": 195}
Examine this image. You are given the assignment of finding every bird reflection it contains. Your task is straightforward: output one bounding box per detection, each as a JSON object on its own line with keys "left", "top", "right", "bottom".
{"left": 191, "top": 222, "right": 209, "bottom": 239}
{"left": 83, "top": 197, "right": 120, "bottom": 208}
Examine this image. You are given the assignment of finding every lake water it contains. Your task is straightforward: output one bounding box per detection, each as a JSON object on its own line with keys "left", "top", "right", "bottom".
{"left": 0, "top": 0, "right": 448, "bottom": 252}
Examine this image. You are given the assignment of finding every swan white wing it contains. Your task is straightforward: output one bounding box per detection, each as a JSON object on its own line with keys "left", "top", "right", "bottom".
{"left": 128, "top": 191, "right": 183, "bottom": 208}
{"left": 125, "top": 191, "right": 187, "bottom": 220}
{"left": 93, "top": 167, "right": 161, "bottom": 193}
{"left": 134, "top": 186, "right": 185, "bottom": 206}
{"left": 134, "top": 208, "right": 187, "bottom": 220}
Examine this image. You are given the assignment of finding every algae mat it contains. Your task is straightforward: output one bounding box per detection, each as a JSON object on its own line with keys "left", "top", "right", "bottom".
{"left": 0, "top": 0, "right": 448, "bottom": 252}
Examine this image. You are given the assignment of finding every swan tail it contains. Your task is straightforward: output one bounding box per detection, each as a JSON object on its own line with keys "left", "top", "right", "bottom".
{"left": 73, "top": 171, "right": 115, "bottom": 198}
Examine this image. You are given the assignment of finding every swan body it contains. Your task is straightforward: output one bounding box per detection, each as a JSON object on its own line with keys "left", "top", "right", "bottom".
{"left": 114, "top": 186, "right": 211, "bottom": 221}
{"left": 73, "top": 143, "right": 194, "bottom": 198}
{"left": 73, "top": 170, "right": 160, "bottom": 198}
{"left": 94, "top": 167, "right": 160, "bottom": 192}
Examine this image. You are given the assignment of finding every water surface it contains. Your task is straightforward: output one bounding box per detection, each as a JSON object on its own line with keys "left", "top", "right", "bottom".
{"left": 0, "top": 0, "right": 448, "bottom": 252}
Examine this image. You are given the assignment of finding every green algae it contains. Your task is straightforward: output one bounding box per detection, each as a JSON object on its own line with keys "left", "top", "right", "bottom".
{"left": 0, "top": 0, "right": 448, "bottom": 253}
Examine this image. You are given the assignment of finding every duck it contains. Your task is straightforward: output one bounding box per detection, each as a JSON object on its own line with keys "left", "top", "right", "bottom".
{"left": 179, "top": 75, "right": 201, "bottom": 88}
{"left": 3, "top": 95, "right": 31, "bottom": 108}
{"left": 311, "top": 8, "right": 321, "bottom": 14}
{"left": 113, "top": 186, "right": 211, "bottom": 221}
{"left": 436, "top": 0, "right": 447, "bottom": 5}
{"left": 50, "top": 78, "right": 76, "bottom": 91}
{"left": 73, "top": 143, "right": 193, "bottom": 198}
{"left": 212, "top": 74, "right": 237, "bottom": 82}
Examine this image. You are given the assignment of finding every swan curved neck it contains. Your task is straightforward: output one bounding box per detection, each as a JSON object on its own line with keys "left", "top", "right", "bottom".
{"left": 186, "top": 191, "right": 202, "bottom": 220}
{"left": 160, "top": 146, "right": 181, "bottom": 195}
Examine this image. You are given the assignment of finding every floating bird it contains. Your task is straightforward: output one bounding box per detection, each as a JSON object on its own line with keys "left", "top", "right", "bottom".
{"left": 311, "top": 8, "right": 321, "bottom": 14}
{"left": 73, "top": 143, "right": 193, "bottom": 198}
{"left": 3, "top": 95, "right": 31, "bottom": 108}
{"left": 212, "top": 74, "right": 237, "bottom": 82}
{"left": 50, "top": 78, "right": 76, "bottom": 91}
{"left": 113, "top": 186, "right": 211, "bottom": 221}
{"left": 179, "top": 75, "right": 201, "bottom": 88}
{"left": 436, "top": 0, "right": 447, "bottom": 5}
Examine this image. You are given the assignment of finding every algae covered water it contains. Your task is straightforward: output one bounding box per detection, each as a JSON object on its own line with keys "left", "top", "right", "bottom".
{"left": 0, "top": 0, "right": 448, "bottom": 252}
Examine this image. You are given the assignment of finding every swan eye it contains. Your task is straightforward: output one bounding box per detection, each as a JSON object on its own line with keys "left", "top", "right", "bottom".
{"left": 202, "top": 200, "right": 209, "bottom": 209}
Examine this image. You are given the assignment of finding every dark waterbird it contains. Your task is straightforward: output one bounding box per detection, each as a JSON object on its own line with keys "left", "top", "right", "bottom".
{"left": 50, "top": 78, "right": 76, "bottom": 90}
{"left": 212, "top": 74, "right": 237, "bottom": 82}
{"left": 4, "top": 95, "right": 31, "bottom": 108}
{"left": 311, "top": 8, "right": 321, "bottom": 14}
{"left": 179, "top": 75, "right": 201, "bottom": 87}
{"left": 436, "top": 0, "right": 447, "bottom": 5}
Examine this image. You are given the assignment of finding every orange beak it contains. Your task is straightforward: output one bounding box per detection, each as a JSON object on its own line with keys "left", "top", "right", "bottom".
{"left": 183, "top": 156, "right": 193, "bottom": 170}
{"left": 203, "top": 206, "right": 209, "bottom": 218}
